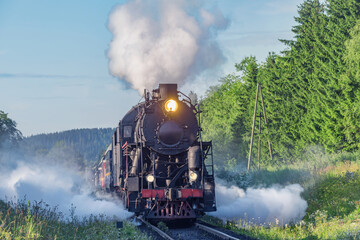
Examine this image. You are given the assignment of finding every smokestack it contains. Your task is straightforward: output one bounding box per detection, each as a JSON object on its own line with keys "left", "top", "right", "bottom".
{"left": 158, "top": 84, "right": 178, "bottom": 100}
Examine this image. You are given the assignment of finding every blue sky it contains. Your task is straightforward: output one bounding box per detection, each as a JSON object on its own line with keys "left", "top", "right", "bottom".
{"left": 0, "top": 0, "right": 303, "bottom": 136}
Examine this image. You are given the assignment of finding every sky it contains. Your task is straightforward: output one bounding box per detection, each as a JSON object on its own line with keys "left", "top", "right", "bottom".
{"left": 0, "top": 0, "right": 303, "bottom": 136}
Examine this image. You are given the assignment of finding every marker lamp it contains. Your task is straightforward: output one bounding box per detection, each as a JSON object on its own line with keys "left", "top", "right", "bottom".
{"left": 165, "top": 99, "right": 178, "bottom": 112}
{"left": 189, "top": 171, "right": 198, "bottom": 182}
{"left": 146, "top": 175, "right": 154, "bottom": 183}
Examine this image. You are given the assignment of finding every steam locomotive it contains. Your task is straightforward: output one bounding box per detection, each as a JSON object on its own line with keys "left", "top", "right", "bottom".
{"left": 94, "top": 84, "right": 216, "bottom": 221}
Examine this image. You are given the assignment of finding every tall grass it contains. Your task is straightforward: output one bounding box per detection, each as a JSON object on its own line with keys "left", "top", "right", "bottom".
{"left": 0, "top": 198, "right": 149, "bottom": 239}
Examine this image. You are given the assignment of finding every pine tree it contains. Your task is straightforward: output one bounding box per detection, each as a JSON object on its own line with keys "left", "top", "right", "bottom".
{"left": 339, "top": 20, "right": 360, "bottom": 150}
{"left": 0, "top": 110, "right": 22, "bottom": 148}
{"left": 319, "top": 0, "right": 360, "bottom": 150}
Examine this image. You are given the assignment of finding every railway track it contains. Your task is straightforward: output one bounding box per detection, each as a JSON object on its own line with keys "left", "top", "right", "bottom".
{"left": 137, "top": 217, "right": 246, "bottom": 240}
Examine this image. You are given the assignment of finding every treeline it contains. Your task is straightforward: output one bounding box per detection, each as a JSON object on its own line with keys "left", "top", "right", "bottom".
{"left": 200, "top": 0, "right": 360, "bottom": 169}
{"left": 0, "top": 110, "right": 115, "bottom": 169}
{"left": 22, "top": 128, "right": 114, "bottom": 165}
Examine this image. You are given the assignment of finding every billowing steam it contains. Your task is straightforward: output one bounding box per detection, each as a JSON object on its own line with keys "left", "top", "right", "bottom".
{"left": 0, "top": 157, "right": 132, "bottom": 219}
{"left": 107, "top": 0, "right": 228, "bottom": 93}
{"left": 212, "top": 181, "right": 308, "bottom": 225}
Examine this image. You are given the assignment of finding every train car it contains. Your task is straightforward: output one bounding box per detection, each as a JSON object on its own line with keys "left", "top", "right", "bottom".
{"left": 94, "top": 144, "right": 113, "bottom": 192}
{"left": 96, "top": 84, "right": 216, "bottom": 221}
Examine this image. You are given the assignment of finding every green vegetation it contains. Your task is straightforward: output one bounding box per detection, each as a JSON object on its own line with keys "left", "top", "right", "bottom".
{"left": 22, "top": 128, "right": 114, "bottom": 165}
{"left": 157, "top": 221, "right": 169, "bottom": 233}
{"left": 119, "top": 221, "right": 150, "bottom": 240}
{"left": 199, "top": 1, "right": 360, "bottom": 236}
{"left": 201, "top": 0, "right": 360, "bottom": 168}
{"left": 304, "top": 162, "right": 360, "bottom": 222}
{"left": 0, "top": 110, "right": 22, "bottom": 149}
{"left": 0, "top": 199, "right": 149, "bottom": 240}
{"left": 203, "top": 151, "right": 360, "bottom": 239}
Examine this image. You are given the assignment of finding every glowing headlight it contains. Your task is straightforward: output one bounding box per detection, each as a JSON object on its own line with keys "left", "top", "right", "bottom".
{"left": 146, "top": 175, "right": 154, "bottom": 183}
{"left": 189, "top": 171, "right": 198, "bottom": 182}
{"left": 165, "top": 99, "right": 178, "bottom": 112}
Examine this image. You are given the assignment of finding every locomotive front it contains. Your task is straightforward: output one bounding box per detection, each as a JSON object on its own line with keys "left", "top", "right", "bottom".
{"left": 101, "top": 84, "right": 216, "bottom": 221}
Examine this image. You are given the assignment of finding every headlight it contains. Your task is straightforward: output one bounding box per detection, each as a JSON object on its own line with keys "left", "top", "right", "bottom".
{"left": 189, "top": 171, "right": 198, "bottom": 182}
{"left": 165, "top": 99, "right": 178, "bottom": 112}
{"left": 146, "top": 174, "right": 154, "bottom": 183}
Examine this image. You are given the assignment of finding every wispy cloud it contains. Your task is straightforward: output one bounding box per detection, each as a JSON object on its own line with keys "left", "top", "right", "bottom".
{"left": 221, "top": 29, "right": 291, "bottom": 39}
{"left": 220, "top": 30, "right": 294, "bottom": 46}
{"left": 0, "top": 73, "right": 80, "bottom": 79}
{"left": 0, "top": 73, "right": 107, "bottom": 79}
{"left": 23, "top": 96, "right": 72, "bottom": 100}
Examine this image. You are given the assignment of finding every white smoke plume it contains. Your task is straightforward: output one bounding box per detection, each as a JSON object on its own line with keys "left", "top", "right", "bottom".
{"left": 0, "top": 157, "right": 132, "bottom": 220}
{"left": 107, "top": 0, "right": 228, "bottom": 94}
{"left": 212, "top": 181, "right": 308, "bottom": 225}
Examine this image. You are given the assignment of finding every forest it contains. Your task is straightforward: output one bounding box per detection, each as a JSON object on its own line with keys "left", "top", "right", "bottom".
{"left": 22, "top": 128, "right": 114, "bottom": 164}
{"left": 0, "top": 121, "right": 113, "bottom": 169}
{"left": 200, "top": 0, "right": 360, "bottom": 170}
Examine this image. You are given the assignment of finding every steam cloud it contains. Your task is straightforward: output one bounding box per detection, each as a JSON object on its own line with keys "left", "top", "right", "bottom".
{"left": 0, "top": 155, "right": 132, "bottom": 219}
{"left": 107, "top": 0, "right": 228, "bottom": 93}
{"left": 213, "top": 181, "right": 308, "bottom": 225}
{"left": 0, "top": 151, "right": 307, "bottom": 224}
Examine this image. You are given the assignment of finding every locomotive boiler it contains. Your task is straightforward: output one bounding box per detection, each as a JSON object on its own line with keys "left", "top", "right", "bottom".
{"left": 95, "top": 84, "right": 216, "bottom": 221}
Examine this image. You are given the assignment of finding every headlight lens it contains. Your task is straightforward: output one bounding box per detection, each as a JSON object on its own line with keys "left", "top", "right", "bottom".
{"left": 146, "top": 174, "right": 154, "bottom": 183}
{"left": 165, "top": 99, "right": 178, "bottom": 112}
{"left": 189, "top": 171, "right": 198, "bottom": 182}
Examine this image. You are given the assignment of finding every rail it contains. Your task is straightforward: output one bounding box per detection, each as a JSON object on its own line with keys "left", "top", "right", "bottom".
{"left": 195, "top": 223, "right": 240, "bottom": 240}
{"left": 137, "top": 218, "right": 174, "bottom": 240}
{"left": 137, "top": 217, "right": 241, "bottom": 240}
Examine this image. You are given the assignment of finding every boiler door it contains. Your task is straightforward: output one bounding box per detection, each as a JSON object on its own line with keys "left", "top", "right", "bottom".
{"left": 158, "top": 120, "right": 183, "bottom": 146}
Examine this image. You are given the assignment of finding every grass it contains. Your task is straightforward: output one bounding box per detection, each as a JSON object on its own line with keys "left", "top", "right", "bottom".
{"left": 157, "top": 222, "right": 169, "bottom": 233}
{"left": 0, "top": 198, "right": 150, "bottom": 240}
{"left": 209, "top": 150, "right": 360, "bottom": 239}
{"left": 303, "top": 161, "right": 360, "bottom": 221}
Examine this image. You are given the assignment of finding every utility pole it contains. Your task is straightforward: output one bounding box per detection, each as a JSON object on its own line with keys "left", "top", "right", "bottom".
{"left": 247, "top": 83, "right": 273, "bottom": 172}
{"left": 258, "top": 111, "right": 261, "bottom": 170}
{"left": 259, "top": 84, "right": 273, "bottom": 161}
{"left": 247, "top": 84, "right": 259, "bottom": 172}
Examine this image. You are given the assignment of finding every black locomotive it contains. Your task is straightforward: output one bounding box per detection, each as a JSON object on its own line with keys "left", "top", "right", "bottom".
{"left": 94, "top": 84, "right": 216, "bottom": 221}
